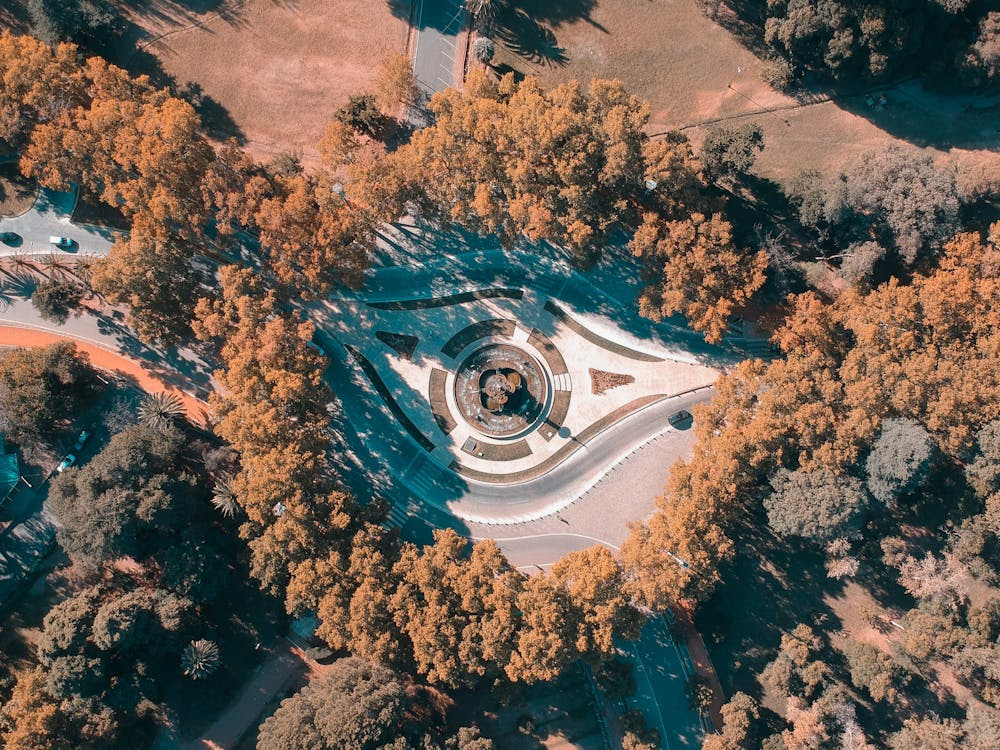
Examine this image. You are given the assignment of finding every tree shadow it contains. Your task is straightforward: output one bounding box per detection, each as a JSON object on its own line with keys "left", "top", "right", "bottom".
{"left": 695, "top": 505, "right": 847, "bottom": 696}
{"left": 495, "top": 8, "right": 569, "bottom": 68}
{"left": 177, "top": 82, "right": 247, "bottom": 144}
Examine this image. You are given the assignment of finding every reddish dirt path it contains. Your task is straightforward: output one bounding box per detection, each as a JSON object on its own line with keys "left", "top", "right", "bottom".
{"left": 0, "top": 325, "right": 210, "bottom": 427}
{"left": 675, "top": 601, "right": 726, "bottom": 729}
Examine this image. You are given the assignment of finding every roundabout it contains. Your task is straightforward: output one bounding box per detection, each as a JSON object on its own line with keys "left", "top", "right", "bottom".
{"left": 314, "top": 242, "right": 726, "bottom": 526}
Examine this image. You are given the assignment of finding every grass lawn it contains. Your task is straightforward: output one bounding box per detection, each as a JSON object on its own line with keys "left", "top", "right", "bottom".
{"left": 118, "top": 0, "right": 409, "bottom": 161}
{"left": 0, "top": 163, "right": 36, "bottom": 217}
{"left": 490, "top": 0, "right": 1000, "bottom": 183}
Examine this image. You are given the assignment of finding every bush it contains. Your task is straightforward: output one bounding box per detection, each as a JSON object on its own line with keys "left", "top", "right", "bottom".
{"left": 31, "top": 278, "right": 85, "bottom": 323}
{"left": 335, "top": 94, "right": 388, "bottom": 139}
{"left": 701, "top": 122, "right": 764, "bottom": 181}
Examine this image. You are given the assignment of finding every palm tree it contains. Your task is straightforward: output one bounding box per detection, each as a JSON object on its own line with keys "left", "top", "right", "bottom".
{"left": 41, "top": 253, "right": 69, "bottom": 280}
{"left": 138, "top": 391, "right": 186, "bottom": 429}
{"left": 181, "top": 639, "right": 220, "bottom": 680}
{"left": 8, "top": 252, "right": 37, "bottom": 279}
{"left": 211, "top": 473, "right": 240, "bottom": 519}
{"left": 466, "top": 0, "right": 504, "bottom": 19}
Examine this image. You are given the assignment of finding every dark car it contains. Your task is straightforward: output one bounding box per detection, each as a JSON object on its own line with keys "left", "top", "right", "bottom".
{"left": 0, "top": 232, "right": 19, "bottom": 244}
{"left": 668, "top": 409, "right": 693, "bottom": 427}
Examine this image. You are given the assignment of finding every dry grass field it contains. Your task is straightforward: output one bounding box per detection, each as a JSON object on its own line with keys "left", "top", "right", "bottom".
{"left": 0, "top": 163, "right": 36, "bottom": 217}
{"left": 122, "top": 0, "right": 409, "bottom": 160}
{"left": 491, "top": 0, "right": 1000, "bottom": 183}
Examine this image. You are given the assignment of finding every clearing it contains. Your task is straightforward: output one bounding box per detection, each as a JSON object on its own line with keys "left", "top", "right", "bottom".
{"left": 120, "top": 0, "right": 410, "bottom": 160}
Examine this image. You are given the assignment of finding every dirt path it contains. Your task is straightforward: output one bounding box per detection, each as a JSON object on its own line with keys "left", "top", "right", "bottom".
{"left": 0, "top": 325, "right": 210, "bottom": 426}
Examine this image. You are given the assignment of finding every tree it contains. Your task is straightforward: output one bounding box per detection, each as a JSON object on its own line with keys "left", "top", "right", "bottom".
{"left": 27, "top": 0, "right": 118, "bottom": 50}
{"left": 959, "top": 12, "right": 1000, "bottom": 88}
{"left": 764, "top": 468, "right": 868, "bottom": 542}
{"left": 375, "top": 55, "right": 419, "bottom": 111}
{"left": 357, "top": 72, "right": 679, "bottom": 265}
{"left": 844, "top": 146, "right": 960, "bottom": 263}
{"left": 865, "top": 418, "right": 936, "bottom": 504}
{"left": 549, "top": 545, "right": 643, "bottom": 657}
{"left": 390, "top": 530, "right": 521, "bottom": 686}
{"left": 48, "top": 424, "right": 195, "bottom": 567}
{"left": 23, "top": 67, "right": 212, "bottom": 234}
{"left": 466, "top": 0, "right": 504, "bottom": 20}
{"left": 30, "top": 279, "right": 84, "bottom": 323}
{"left": 967, "top": 419, "right": 1000, "bottom": 498}
{"left": 700, "top": 122, "right": 764, "bottom": 181}
{"left": 211, "top": 472, "right": 239, "bottom": 518}
{"left": 0, "top": 32, "right": 86, "bottom": 149}
{"left": 0, "top": 342, "right": 96, "bottom": 440}
{"left": 702, "top": 692, "right": 760, "bottom": 750}
{"left": 842, "top": 640, "right": 905, "bottom": 703}
{"left": 0, "top": 667, "right": 118, "bottom": 750}
{"left": 90, "top": 216, "right": 202, "bottom": 345}
{"left": 632, "top": 212, "right": 768, "bottom": 343}
{"left": 252, "top": 173, "right": 374, "bottom": 295}
{"left": 256, "top": 658, "right": 409, "bottom": 750}
{"left": 181, "top": 639, "right": 220, "bottom": 680}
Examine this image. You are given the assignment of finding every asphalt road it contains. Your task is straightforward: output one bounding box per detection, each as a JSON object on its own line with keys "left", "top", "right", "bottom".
{"left": 0, "top": 185, "right": 116, "bottom": 257}
{"left": 411, "top": 0, "right": 465, "bottom": 96}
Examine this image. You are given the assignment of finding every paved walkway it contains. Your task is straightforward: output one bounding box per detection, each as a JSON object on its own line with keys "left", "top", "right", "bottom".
{"left": 185, "top": 640, "right": 305, "bottom": 750}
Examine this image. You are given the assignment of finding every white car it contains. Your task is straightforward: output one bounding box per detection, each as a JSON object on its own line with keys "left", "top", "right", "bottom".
{"left": 49, "top": 236, "right": 73, "bottom": 248}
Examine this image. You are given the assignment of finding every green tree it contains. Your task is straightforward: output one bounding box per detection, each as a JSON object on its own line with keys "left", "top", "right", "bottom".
{"left": 865, "top": 418, "right": 936, "bottom": 504}
{"left": 256, "top": 658, "right": 409, "bottom": 750}
{"left": 764, "top": 468, "right": 869, "bottom": 542}
{"left": 701, "top": 122, "right": 764, "bottom": 181}
{"left": 181, "top": 639, "right": 220, "bottom": 680}
{"left": 0, "top": 342, "right": 96, "bottom": 441}
{"left": 48, "top": 425, "right": 195, "bottom": 567}
{"left": 967, "top": 419, "right": 1000, "bottom": 498}
{"left": 842, "top": 640, "right": 906, "bottom": 703}
{"left": 30, "top": 279, "right": 84, "bottom": 324}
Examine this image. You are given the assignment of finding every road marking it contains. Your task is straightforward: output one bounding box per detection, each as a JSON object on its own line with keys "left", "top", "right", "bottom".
{"left": 632, "top": 642, "right": 672, "bottom": 750}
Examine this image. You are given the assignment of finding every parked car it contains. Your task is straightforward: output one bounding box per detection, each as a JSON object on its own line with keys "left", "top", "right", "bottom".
{"left": 0, "top": 232, "right": 18, "bottom": 244}
{"left": 49, "top": 236, "right": 73, "bottom": 248}
{"left": 668, "top": 409, "right": 693, "bottom": 427}
{"left": 73, "top": 431, "right": 90, "bottom": 450}
{"left": 55, "top": 454, "right": 76, "bottom": 473}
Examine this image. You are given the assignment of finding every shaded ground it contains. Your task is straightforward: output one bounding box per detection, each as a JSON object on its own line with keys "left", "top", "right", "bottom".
{"left": 0, "top": 163, "right": 36, "bottom": 218}
{"left": 489, "top": 0, "right": 1000, "bottom": 182}
{"left": 452, "top": 662, "right": 606, "bottom": 749}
